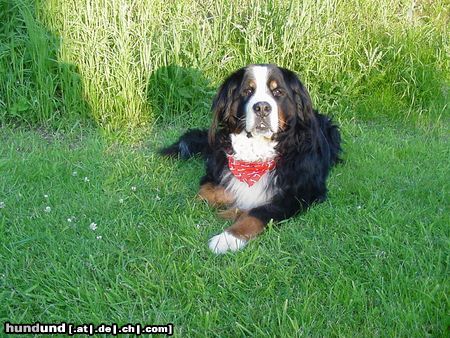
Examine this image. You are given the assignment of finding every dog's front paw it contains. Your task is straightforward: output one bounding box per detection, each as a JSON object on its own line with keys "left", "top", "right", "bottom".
{"left": 208, "top": 231, "right": 247, "bottom": 254}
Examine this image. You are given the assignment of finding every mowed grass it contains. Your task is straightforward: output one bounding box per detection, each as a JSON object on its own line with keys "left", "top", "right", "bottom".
{"left": 1, "top": 120, "right": 448, "bottom": 336}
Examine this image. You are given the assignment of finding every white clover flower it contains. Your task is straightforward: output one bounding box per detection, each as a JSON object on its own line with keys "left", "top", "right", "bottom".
{"left": 67, "top": 218, "right": 72, "bottom": 223}
{"left": 0, "top": 202, "right": 5, "bottom": 209}
{"left": 84, "top": 176, "right": 89, "bottom": 182}
{"left": 96, "top": 235, "right": 102, "bottom": 240}
{"left": 44, "top": 206, "right": 51, "bottom": 212}
{"left": 131, "top": 186, "right": 137, "bottom": 191}
{"left": 89, "top": 222, "right": 97, "bottom": 231}
{"left": 155, "top": 195, "right": 161, "bottom": 201}
{"left": 119, "top": 198, "right": 124, "bottom": 204}
{"left": 44, "top": 194, "right": 49, "bottom": 198}
{"left": 72, "top": 171, "right": 78, "bottom": 176}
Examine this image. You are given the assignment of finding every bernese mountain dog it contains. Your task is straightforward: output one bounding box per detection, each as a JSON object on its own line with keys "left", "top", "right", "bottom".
{"left": 161, "top": 64, "right": 341, "bottom": 254}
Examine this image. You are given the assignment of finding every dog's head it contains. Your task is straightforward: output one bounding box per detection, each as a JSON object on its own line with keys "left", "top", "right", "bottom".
{"left": 209, "top": 64, "right": 314, "bottom": 144}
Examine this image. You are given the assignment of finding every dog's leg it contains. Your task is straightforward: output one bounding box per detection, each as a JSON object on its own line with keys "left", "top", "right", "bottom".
{"left": 208, "top": 213, "right": 265, "bottom": 254}
{"left": 217, "top": 207, "right": 242, "bottom": 220}
{"left": 198, "top": 182, "right": 234, "bottom": 207}
{"left": 207, "top": 192, "right": 309, "bottom": 254}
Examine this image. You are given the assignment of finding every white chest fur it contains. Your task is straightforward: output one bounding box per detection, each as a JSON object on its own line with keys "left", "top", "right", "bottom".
{"left": 222, "top": 132, "right": 278, "bottom": 210}
{"left": 222, "top": 171, "right": 276, "bottom": 210}
{"left": 230, "top": 132, "right": 278, "bottom": 161}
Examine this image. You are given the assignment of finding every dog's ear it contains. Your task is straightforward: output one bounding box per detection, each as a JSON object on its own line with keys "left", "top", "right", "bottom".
{"left": 209, "top": 68, "right": 245, "bottom": 145}
{"left": 280, "top": 68, "right": 313, "bottom": 122}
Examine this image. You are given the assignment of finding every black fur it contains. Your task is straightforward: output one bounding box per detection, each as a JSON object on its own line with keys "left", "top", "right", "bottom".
{"left": 160, "top": 64, "right": 341, "bottom": 234}
{"left": 159, "top": 129, "right": 209, "bottom": 159}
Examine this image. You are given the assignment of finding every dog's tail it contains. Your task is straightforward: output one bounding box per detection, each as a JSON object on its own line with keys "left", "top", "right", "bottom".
{"left": 159, "top": 129, "right": 210, "bottom": 159}
{"left": 327, "top": 122, "right": 342, "bottom": 166}
{"left": 316, "top": 114, "right": 342, "bottom": 166}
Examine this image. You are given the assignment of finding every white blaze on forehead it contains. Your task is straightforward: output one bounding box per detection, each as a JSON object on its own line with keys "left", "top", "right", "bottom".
{"left": 252, "top": 65, "right": 269, "bottom": 92}
{"left": 245, "top": 65, "right": 279, "bottom": 133}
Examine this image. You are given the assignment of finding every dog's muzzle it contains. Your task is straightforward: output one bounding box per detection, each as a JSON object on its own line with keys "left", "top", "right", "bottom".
{"left": 252, "top": 101, "right": 272, "bottom": 132}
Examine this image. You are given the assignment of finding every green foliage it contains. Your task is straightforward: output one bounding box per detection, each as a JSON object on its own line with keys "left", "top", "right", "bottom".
{"left": 1, "top": 1, "right": 448, "bottom": 334}
{"left": 1, "top": 0, "right": 448, "bottom": 133}
{"left": 147, "top": 65, "right": 215, "bottom": 126}
{"left": 1, "top": 122, "right": 448, "bottom": 335}
{"left": 0, "top": 0, "right": 90, "bottom": 125}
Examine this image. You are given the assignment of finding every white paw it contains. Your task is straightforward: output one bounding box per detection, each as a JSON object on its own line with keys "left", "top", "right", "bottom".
{"left": 208, "top": 231, "right": 247, "bottom": 254}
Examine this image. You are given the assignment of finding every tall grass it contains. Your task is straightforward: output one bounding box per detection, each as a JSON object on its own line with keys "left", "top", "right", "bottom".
{"left": 1, "top": 0, "right": 448, "bottom": 133}
{"left": 0, "top": 0, "right": 90, "bottom": 125}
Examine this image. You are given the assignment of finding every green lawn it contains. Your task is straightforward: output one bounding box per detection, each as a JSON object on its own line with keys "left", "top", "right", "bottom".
{"left": 1, "top": 0, "right": 448, "bottom": 335}
{"left": 1, "top": 120, "right": 448, "bottom": 336}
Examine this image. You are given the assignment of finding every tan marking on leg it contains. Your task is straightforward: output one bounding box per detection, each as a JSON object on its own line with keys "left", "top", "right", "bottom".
{"left": 227, "top": 213, "right": 266, "bottom": 240}
{"left": 217, "top": 208, "right": 243, "bottom": 220}
{"left": 198, "top": 182, "right": 234, "bottom": 207}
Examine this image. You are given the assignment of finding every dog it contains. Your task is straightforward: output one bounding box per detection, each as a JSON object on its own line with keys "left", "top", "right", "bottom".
{"left": 161, "top": 64, "right": 341, "bottom": 254}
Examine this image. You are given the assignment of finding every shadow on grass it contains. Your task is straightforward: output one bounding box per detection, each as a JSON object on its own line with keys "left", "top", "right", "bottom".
{"left": 146, "top": 65, "right": 216, "bottom": 128}
{"left": 0, "top": 0, "right": 91, "bottom": 128}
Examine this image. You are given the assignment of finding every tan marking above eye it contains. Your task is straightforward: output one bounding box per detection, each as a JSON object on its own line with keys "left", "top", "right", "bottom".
{"left": 269, "top": 80, "right": 278, "bottom": 90}
{"left": 242, "top": 81, "right": 256, "bottom": 96}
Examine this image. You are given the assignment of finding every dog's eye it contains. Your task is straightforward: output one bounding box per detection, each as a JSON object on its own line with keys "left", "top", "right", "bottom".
{"left": 273, "top": 88, "right": 284, "bottom": 97}
{"left": 243, "top": 88, "right": 254, "bottom": 96}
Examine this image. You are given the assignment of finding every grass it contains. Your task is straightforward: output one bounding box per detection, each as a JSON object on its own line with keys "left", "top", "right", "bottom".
{"left": 0, "top": 0, "right": 448, "bottom": 335}
{"left": 0, "top": 0, "right": 448, "bottom": 134}
{"left": 0, "top": 120, "right": 448, "bottom": 336}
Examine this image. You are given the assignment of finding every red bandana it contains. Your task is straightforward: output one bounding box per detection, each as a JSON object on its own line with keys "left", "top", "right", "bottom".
{"left": 227, "top": 155, "right": 277, "bottom": 187}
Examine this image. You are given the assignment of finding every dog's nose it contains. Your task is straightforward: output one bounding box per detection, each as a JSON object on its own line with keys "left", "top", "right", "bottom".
{"left": 253, "top": 101, "right": 271, "bottom": 117}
